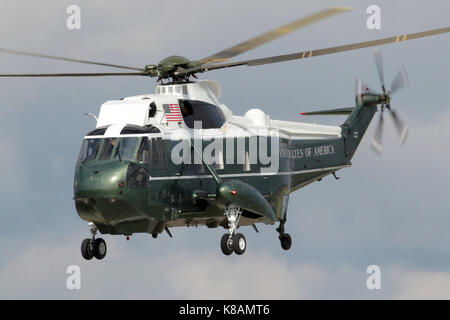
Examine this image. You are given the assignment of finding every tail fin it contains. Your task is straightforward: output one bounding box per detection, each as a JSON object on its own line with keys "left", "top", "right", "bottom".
{"left": 300, "top": 97, "right": 379, "bottom": 159}
{"left": 340, "top": 100, "right": 377, "bottom": 159}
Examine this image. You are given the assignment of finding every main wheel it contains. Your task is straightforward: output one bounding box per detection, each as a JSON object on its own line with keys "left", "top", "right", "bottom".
{"left": 279, "top": 233, "right": 292, "bottom": 251}
{"left": 81, "top": 238, "right": 94, "bottom": 260}
{"left": 220, "top": 234, "right": 234, "bottom": 256}
{"left": 232, "top": 233, "right": 246, "bottom": 255}
{"left": 93, "top": 238, "right": 107, "bottom": 260}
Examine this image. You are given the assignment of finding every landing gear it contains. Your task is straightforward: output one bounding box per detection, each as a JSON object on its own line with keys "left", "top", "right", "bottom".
{"left": 220, "top": 232, "right": 247, "bottom": 255}
{"left": 220, "top": 205, "right": 247, "bottom": 255}
{"left": 93, "top": 238, "right": 107, "bottom": 260}
{"left": 81, "top": 223, "right": 107, "bottom": 260}
{"left": 220, "top": 234, "right": 233, "bottom": 255}
{"left": 81, "top": 238, "right": 94, "bottom": 260}
{"left": 276, "top": 220, "right": 292, "bottom": 251}
{"left": 232, "top": 233, "right": 246, "bottom": 255}
{"left": 279, "top": 233, "right": 292, "bottom": 250}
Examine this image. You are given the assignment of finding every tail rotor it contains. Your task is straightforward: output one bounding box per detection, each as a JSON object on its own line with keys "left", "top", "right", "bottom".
{"left": 367, "top": 51, "right": 409, "bottom": 155}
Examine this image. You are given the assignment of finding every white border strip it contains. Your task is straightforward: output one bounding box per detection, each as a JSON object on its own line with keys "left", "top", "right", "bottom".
{"left": 149, "top": 164, "right": 351, "bottom": 181}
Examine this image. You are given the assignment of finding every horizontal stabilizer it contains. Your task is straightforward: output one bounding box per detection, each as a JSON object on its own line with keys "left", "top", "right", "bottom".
{"left": 301, "top": 107, "right": 354, "bottom": 116}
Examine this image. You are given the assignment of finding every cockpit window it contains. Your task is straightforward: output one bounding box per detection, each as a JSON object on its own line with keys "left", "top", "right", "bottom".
{"left": 78, "top": 136, "right": 164, "bottom": 166}
{"left": 99, "top": 138, "right": 117, "bottom": 160}
{"left": 79, "top": 139, "right": 101, "bottom": 163}
{"left": 114, "top": 137, "right": 141, "bottom": 161}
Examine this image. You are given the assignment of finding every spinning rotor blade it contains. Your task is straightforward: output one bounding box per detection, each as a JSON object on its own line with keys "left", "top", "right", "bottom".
{"left": 181, "top": 26, "right": 450, "bottom": 75}
{"left": 387, "top": 108, "right": 409, "bottom": 145}
{"left": 370, "top": 112, "right": 385, "bottom": 155}
{"left": 356, "top": 78, "right": 362, "bottom": 105}
{"left": 390, "top": 65, "right": 409, "bottom": 95}
{"left": 0, "top": 48, "right": 145, "bottom": 71}
{"left": 374, "top": 50, "right": 385, "bottom": 89}
{"left": 200, "top": 7, "right": 353, "bottom": 64}
{"left": 0, "top": 72, "right": 148, "bottom": 77}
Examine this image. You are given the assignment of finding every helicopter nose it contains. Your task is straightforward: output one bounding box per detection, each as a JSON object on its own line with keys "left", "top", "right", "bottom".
{"left": 74, "top": 161, "right": 130, "bottom": 198}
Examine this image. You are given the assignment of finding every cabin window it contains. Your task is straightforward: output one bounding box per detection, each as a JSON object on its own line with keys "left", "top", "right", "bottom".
{"left": 168, "top": 86, "right": 173, "bottom": 94}
{"left": 189, "top": 146, "right": 204, "bottom": 173}
{"left": 182, "top": 85, "right": 188, "bottom": 95}
{"left": 148, "top": 102, "right": 157, "bottom": 118}
{"left": 175, "top": 86, "right": 181, "bottom": 94}
{"left": 149, "top": 138, "right": 166, "bottom": 169}
{"left": 179, "top": 99, "right": 226, "bottom": 129}
{"left": 126, "top": 163, "right": 148, "bottom": 187}
{"left": 161, "top": 87, "right": 166, "bottom": 94}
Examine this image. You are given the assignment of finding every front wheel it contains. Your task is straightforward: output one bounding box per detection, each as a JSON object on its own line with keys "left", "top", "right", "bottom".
{"left": 279, "top": 233, "right": 292, "bottom": 251}
{"left": 93, "top": 238, "right": 107, "bottom": 260}
{"left": 232, "top": 233, "right": 246, "bottom": 255}
{"left": 81, "top": 238, "right": 94, "bottom": 260}
{"left": 220, "top": 234, "right": 234, "bottom": 256}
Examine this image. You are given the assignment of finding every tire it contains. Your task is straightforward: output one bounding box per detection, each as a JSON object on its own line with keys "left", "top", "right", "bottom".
{"left": 93, "top": 238, "right": 107, "bottom": 260}
{"left": 232, "top": 233, "right": 246, "bottom": 255}
{"left": 81, "top": 238, "right": 94, "bottom": 260}
{"left": 220, "top": 234, "right": 234, "bottom": 256}
{"left": 280, "top": 233, "right": 292, "bottom": 251}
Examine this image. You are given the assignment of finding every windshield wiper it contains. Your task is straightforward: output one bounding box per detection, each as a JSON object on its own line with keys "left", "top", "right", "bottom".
{"left": 114, "top": 140, "right": 122, "bottom": 162}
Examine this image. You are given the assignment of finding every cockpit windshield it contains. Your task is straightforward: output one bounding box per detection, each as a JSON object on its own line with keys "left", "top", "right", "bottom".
{"left": 99, "top": 138, "right": 117, "bottom": 160}
{"left": 79, "top": 137, "right": 149, "bottom": 164}
{"left": 79, "top": 139, "right": 102, "bottom": 162}
{"left": 114, "top": 137, "right": 147, "bottom": 162}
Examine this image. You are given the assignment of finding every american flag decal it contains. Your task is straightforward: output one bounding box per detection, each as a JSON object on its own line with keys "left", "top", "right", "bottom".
{"left": 163, "top": 103, "right": 183, "bottom": 122}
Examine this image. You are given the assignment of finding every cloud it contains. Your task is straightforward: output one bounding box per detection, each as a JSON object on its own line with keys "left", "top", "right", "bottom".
{"left": 0, "top": 235, "right": 338, "bottom": 299}
{"left": 391, "top": 269, "right": 450, "bottom": 299}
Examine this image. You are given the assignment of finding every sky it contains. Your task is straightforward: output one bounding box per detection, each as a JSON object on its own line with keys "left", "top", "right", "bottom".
{"left": 0, "top": 0, "right": 450, "bottom": 299}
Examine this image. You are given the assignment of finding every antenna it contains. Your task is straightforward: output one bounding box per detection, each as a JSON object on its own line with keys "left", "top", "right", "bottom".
{"left": 83, "top": 113, "right": 98, "bottom": 121}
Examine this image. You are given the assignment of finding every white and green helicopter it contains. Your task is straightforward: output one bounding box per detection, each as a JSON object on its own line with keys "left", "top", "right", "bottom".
{"left": 1, "top": 7, "right": 449, "bottom": 260}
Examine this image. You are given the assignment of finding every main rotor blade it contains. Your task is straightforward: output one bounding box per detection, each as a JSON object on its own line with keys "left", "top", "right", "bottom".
{"left": 388, "top": 108, "right": 409, "bottom": 145}
{"left": 374, "top": 50, "right": 385, "bottom": 89}
{"left": 184, "top": 26, "right": 450, "bottom": 74}
{"left": 390, "top": 65, "right": 409, "bottom": 95}
{"left": 356, "top": 77, "right": 362, "bottom": 105}
{"left": 0, "top": 48, "right": 145, "bottom": 71}
{"left": 370, "top": 111, "right": 384, "bottom": 155}
{"left": 200, "top": 7, "right": 353, "bottom": 64}
{"left": 0, "top": 72, "right": 149, "bottom": 77}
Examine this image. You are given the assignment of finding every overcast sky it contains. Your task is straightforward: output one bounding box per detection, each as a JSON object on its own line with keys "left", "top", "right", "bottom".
{"left": 0, "top": 0, "right": 450, "bottom": 299}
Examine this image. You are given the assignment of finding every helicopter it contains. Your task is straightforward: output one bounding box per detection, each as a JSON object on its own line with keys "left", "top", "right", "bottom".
{"left": 1, "top": 7, "right": 449, "bottom": 260}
